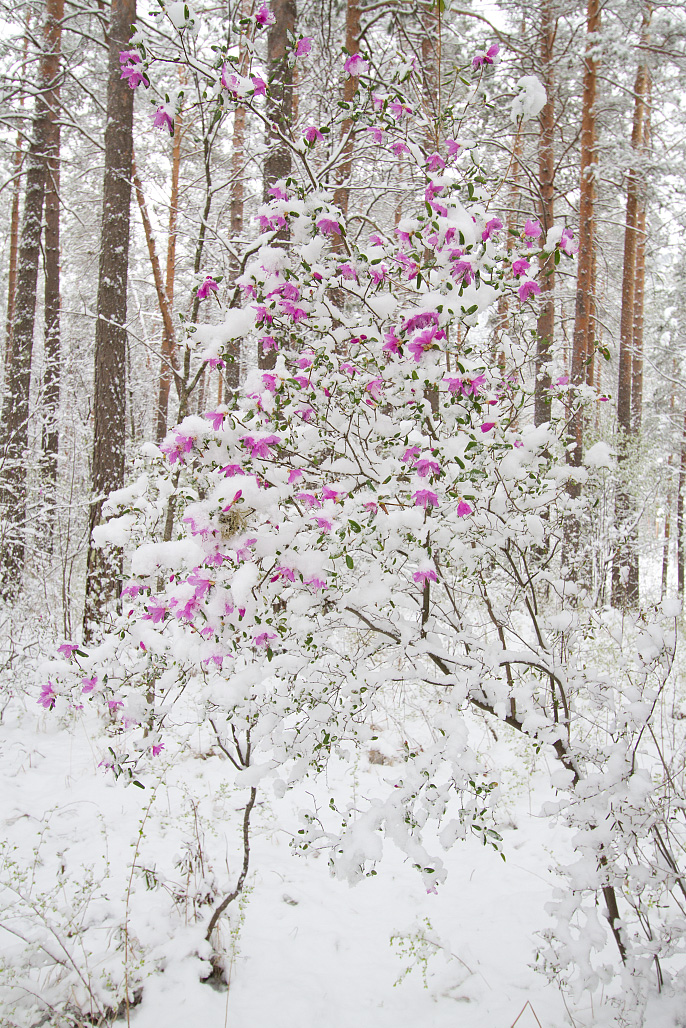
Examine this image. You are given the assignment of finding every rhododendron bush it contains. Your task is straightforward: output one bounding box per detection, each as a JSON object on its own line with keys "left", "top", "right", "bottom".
{"left": 30, "top": 7, "right": 686, "bottom": 1025}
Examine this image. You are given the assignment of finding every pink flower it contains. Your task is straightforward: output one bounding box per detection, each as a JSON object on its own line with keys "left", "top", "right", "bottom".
{"left": 482, "top": 217, "right": 503, "bottom": 242}
{"left": 161, "top": 433, "right": 194, "bottom": 464}
{"left": 382, "top": 327, "right": 401, "bottom": 355}
{"left": 402, "top": 446, "right": 421, "bottom": 463}
{"left": 204, "top": 409, "right": 226, "bottom": 431}
{"left": 152, "top": 105, "right": 173, "bottom": 134}
{"left": 255, "top": 306, "right": 273, "bottom": 326}
{"left": 518, "top": 280, "right": 541, "bottom": 302}
{"left": 322, "top": 486, "right": 345, "bottom": 502}
{"left": 344, "top": 54, "right": 368, "bottom": 77}
{"left": 252, "top": 75, "right": 267, "bottom": 96}
{"left": 413, "top": 567, "right": 437, "bottom": 586}
{"left": 221, "top": 464, "right": 244, "bottom": 477}
{"left": 369, "top": 264, "right": 388, "bottom": 284}
{"left": 255, "top": 3, "right": 275, "bottom": 26}
{"left": 426, "top": 152, "right": 445, "bottom": 172}
{"left": 58, "top": 642, "right": 79, "bottom": 658}
{"left": 560, "top": 227, "right": 577, "bottom": 255}
{"left": 304, "top": 575, "right": 327, "bottom": 591}
{"left": 389, "top": 100, "right": 411, "bottom": 119}
{"left": 446, "top": 138, "right": 461, "bottom": 156}
{"left": 294, "top": 375, "right": 309, "bottom": 389}
{"left": 221, "top": 65, "right": 240, "bottom": 93}
{"left": 443, "top": 377, "right": 463, "bottom": 395}
{"left": 254, "top": 631, "right": 277, "bottom": 648}
{"left": 512, "top": 258, "right": 530, "bottom": 277}
{"left": 473, "top": 43, "right": 499, "bottom": 69}
{"left": 315, "top": 517, "right": 333, "bottom": 531}
{"left": 288, "top": 469, "right": 303, "bottom": 483}
{"left": 366, "top": 126, "right": 384, "bottom": 144}
{"left": 404, "top": 311, "right": 438, "bottom": 334}
{"left": 240, "top": 434, "right": 281, "bottom": 459}
{"left": 524, "top": 218, "right": 542, "bottom": 239}
{"left": 316, "top": 217, "right": 341, "bottom": 236}
{"left": 481, "top": 422, "right": 496, "bottom": 432}
{"left": 363, "top": 501, "right": 378, "bottom": 514}
{"left": 457, "top": 500, "right": 473, "bottom": 517}
{"left": 262, "top": 373, "right": 278, "bottom": 393}
{"left": 271, "top": 566, "right": 296, "bottom": 582}
{"left": 197, "top": 276, "right": 219, "bottom": 299}
{"left": 295, "top": 36, "right": 312, "bottom": 56}
{"left": 120, "top": 61, "right": 146, "bottom": 89}
{"left": 270, "top": 185, "right": 289, "bottom": 200}
{"left": 121, "top": 583, "right": 142, "bottom": 598}
{"left": 303, "top": 125, "right": 324, "bottom": 144}
{"left": 415, "top": 459, "right": 441, "bottom": 478}
{"left": 38, "top": 682, "right": 55, "bottom": 709}
{"left": 556, "top": 375, "right": 569, "bottom": 386}
{"left": 152, "top": 743, "right": 164, "bottom": 756}
{"left": 108, "top": 699, "right": 124, "bottom": 712}
{"left": 298, "top": 492, "right": 321, "bottom": 508}
{"left": 188, "top": 571, "right": 211, "bottom": 596}
{"left": 451, "top": 260, "right": 474, "bottom": 286}
{"left": 337, "top": 262, "right": 357, "bottom": 280}
{"left": 391, "top": 141, "right": 410, "bottom": 157}
{"left": 280, "top": 300, "right": 308, "bottom": 322}
{"left": 82, "top": 676, "right": 98, "bottom": 693}
{"left": 205, "top": 356, "right": 226, "bottom": 369}
{"left": 365, "top": 378, "right": 384, "bottom": 402}
{"left": 260, "top": 334, "right": 278, "bottom": 353}
{"left": 413, "top": 489, "right": 439, "bottom": 508}
{"left": 119, "top": 50, "right": 140, "bottom": 65}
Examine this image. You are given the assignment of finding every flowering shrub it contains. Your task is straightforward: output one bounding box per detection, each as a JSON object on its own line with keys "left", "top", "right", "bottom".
{"left": 34, "top": 7, "right": 686, "bottom": 1023}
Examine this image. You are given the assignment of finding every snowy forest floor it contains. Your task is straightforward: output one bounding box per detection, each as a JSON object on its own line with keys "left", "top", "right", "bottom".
{"left": 2, "top": 686, "right": 686, "bottom": 1028}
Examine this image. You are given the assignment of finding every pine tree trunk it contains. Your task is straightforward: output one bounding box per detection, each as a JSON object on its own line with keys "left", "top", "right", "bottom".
{"left": 0, "top": 0, "right": 63, "bottom": 595}
{"left": 260, "top": 0, "right": 296, "bottom": 371}
{"left": 612, "top": 16, "right": 650, "bottom": 610}
{"left": 332, "top": 0, "right": 360, "bottom": 222}
{"left": 83, "top": 0, "right": 136, "bottom": 637}
{"left": 534, "top": 0, "right": 556, "bottom": 427}
{"left": 678, "top": 415, "right": 686, "bottom": 598}
{"left": 156, "top": 96, "right": 183, "bottom": 441}
{"left": 42, "top": 0, "right": 64, "bottom": 512}
{"left": 631, "top": 76, "right": 650, "bottom": 435}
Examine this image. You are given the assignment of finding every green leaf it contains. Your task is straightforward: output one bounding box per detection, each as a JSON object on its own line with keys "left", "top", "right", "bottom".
{"left": 346, "top": 554, "right": 354, "bottom": 569}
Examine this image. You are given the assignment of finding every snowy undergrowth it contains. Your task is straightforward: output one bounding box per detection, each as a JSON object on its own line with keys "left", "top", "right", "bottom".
{"left": 2, "top": 673, "right": 684, "bottom": 1028}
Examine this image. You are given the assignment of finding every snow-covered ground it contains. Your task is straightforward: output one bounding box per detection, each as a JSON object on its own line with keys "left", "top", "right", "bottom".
{"left": 0, "top": 701, "right": 682, "bottom": 1028}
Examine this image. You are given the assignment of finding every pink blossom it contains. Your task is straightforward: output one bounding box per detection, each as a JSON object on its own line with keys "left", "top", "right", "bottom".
{"left": 221, "top": 464, "right": 244, "bottom": 477}
{"left": 415, "top": 459, "right": 441, "bottom": 478}
{"left": 121, "top": 583, "right": 142, "bottom": 598}
{"left": 144, "top": 603, "right": 167, "bottom": 624}
{"left": 255, "top": 306, "right": 273, "bottom": 326}
{"left": 280, "top": 300, "right": 308, "bottom": 322}
{"left": 260, "top": 334, "right": 278, "bottom": 353}
{"left": 197, "top": 276, "right": 219, "bottom": 300}
{"left": 369, "top": 233, "right": 385, "bottom": 246}
{"left": 294, "top": 375, "right": 310, "bottom": 389}
{"left": 152, "top": 743, "right": 164, "bottom": 756}
{"left": 404, "top": 311, "right": 438, "bottom": 333}
{"left": 255, "top": 3, "right": 275, "bottom": 26}
{"left": 38, "top": 682, "right": 55, "bottom": 709}
{"left": 457, "top": 500, "right": 473, "bottom": 517}
{"left": 204, "top": 409, "right": 226, "bottom": 431}
{"left": 389, "top": 100, "right": 411, "bottom": 119}
{"left": 337, "top": 262, "right": 357, "bottom": 280}
{"left": 556, "top": 375, "right": 569, "bottom": 386}
{"left": 511, "top": 258, "right": 530, "bottom": 277}
{"left": 120, "top": 61, "right": 146, "bottom": 89}
{"left": 305, "top": 575, "right": 327, "bottom": 591}
{"left": 402, "top": 446, "right": 421, "bottom": 463}
{"left": 295, "top": 36, "right": 312, "bottom": 56}
{"left": 252, "top": 75, "right": 267, "bottom": 97}
{"left": 481, "top": 422, "right": 496, "bottom": 432}
{"left": 82, "top": 676, "right": 97, "bottom": 694}
{"left": 298, "top": 492, "right": 320, "bottom": 508}
{"left": 296, "top": 407, "right": 315, "bottom": 422}
{"left": 269, "top": 185, "right": 289, "bottom": 200}
{"left": 365, "top": 378, "right": 384, "bottom": 402}
{"left": 524, "top": 218, "right": 542, "bottom": 239}
{"left": 444, "top": 377, "right": 463, "bottom": 395}
{"left": 322, "top": 486, "right": 345, "bottom": 502}
{"left": 58, "top": 642, "right": 79, "bottom": 658}
{"left": 369, "top": 264, "right": 388, "bottom": 284}
{"left": 366, "top": 126, "right": 384, "bottom": 144}
{"left": 451, "top": 260, "right": 474, "bottom": 286}
{"left": 560, "top": 227, "right": 577, "bottom": 255}
{"left": 446, "top": 138, "right": 461, "bottom": 156}
{"left": 152, "top": 106, "right": 173, "bottom": 134}
{"left": 344, "top": 54, "right": 369, "bottom": 77}
{"left": 254, "top": 631, "right": 277, "bottom": 648}
{"left": 205, "top": 357, "right": 226, "bottom": 369}
{"left": 473, "top": 43, "right": 499, "bottom": 69}
{"left": 382, "top": 327, "right": 401, "bottom": 355}
{"left": 262, "top": 373, "right": 278, "bottom": 393}
{"left": 271, "top": 566, "right": 296, "bottom": 582}
{"left": 315, "top": 517, "right": 333, "bottom": 531}
{"left": 426, "top": 152, "right": 445, "bottom": 172}
{"left": 240, "top": 434, "right": 280, "bottom": 459}
{"left": 482, "top": 217, "right": 503, "bottom": 242}
{"left": 518, "top": 280, "right": 541, "bottom": 302}
{"left": 316, "top": 217, "right": 341, "bottom": 236}
{"left": 413, "top": 489, "right": 439, "bottom": 508}
{"left": 463, "top": 374, "right": 487, "bottom": 396}
{"left": 161, "top": 434, "right": 194, "bottom": 464}
{"left": 108, "top": 699, "right": 124, "bottom": 712}
{"left": 303, "top": 125, "right": 324, "bottom": 144}
{"left": 363, "top": 501, "right": 378, "bottom": 514}
{"left": 119, "top": 50, "right": 140, "bottom": 65}
{"left": 188, "top": 571, "right": 211, "bottom": 596}
{"left": 297, "top": 354, "right": 313, "bottom": 368}
{"left": 413, "top": 567, "right": 437, "bottom": 586}
{"left": 390, "top": 141, "right": 410, "bottom": 157}
{"left": 288, "top": 469, "right": 303, "bottom": 483}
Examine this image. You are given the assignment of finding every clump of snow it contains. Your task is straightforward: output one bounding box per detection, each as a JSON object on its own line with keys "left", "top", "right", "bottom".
{"left": 584, "top": 441, "right": 614, "bottom": 469}
{"left": 511, "top": 76, "right": 547, "bottom": 121}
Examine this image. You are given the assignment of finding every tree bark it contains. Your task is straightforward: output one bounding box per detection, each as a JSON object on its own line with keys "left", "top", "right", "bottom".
{"left": 332, "top": 0, "right": 360, "bottom": 223}
{"left": 156, "top": 93, "right": 183, "bottom": 441}
{"left": 612, "top": 16, "right": 650, "bottom": 610}
{"left": 0, "top": 0, "right": 63, "bottom": 595}
{"left": 83, "top": 0, "right": 136, "bottom": 637}
{"left": 534, "top": 0, "right": 556, "bottom": 427}
{"left": 42, "top": 0, "right": 65, "bottom": 512}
